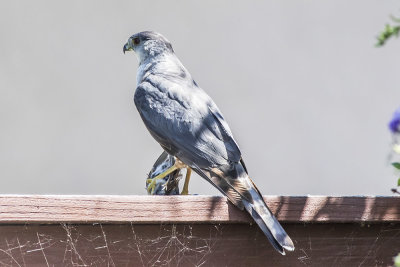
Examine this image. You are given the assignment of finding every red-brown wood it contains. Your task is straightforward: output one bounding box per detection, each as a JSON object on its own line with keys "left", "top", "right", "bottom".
{"left": 0, "top": 195, "right": 397, "bottom": 223}
{"left": 0, "top": 195, "right": 398, "bottom": 266}
{"left": 0, "top": 223, "right": 398, "bottom": 266}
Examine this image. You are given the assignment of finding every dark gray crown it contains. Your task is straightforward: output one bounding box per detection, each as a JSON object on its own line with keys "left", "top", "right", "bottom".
{"left": 131, "top": 31, "right": 174, "bottom": 52}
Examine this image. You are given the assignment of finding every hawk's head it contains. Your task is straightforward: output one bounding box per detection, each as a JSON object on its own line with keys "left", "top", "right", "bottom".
{"left": 123, "top": 31, "right": 174, "bottom": 62}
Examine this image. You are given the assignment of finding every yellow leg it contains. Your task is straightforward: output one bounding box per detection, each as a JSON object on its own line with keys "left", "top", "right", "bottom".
{"left": 147, "top": 165, "right": 178, "bottom": 194}
{"left": 181, "top": 168, "right": 192, "bottom": 195}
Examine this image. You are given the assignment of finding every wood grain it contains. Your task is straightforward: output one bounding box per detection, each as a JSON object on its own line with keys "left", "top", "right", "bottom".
{"left": 0, "top": 195, "right": 398, "bottom": 223}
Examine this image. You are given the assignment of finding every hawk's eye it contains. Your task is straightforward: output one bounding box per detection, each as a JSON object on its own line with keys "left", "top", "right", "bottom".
{"left": 133, "top": 38, "right": 140, "bottom": 45}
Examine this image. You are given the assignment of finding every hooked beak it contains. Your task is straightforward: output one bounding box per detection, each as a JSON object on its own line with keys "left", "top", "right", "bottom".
{"left": 123, "top": 40, "right": 132, "bottom": 54}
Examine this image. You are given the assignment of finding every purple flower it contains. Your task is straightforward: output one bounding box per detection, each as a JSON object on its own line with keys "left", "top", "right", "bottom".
{"left": 389, "top": 107, "right": 400, "bottom": 134}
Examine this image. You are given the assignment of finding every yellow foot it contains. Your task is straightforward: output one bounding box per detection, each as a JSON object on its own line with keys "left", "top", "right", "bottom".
{"left": 180, "top": 168, "right": 192, "bottom": 195}
{"left": 146, "top": 160, "right": 187, "bottom": 194}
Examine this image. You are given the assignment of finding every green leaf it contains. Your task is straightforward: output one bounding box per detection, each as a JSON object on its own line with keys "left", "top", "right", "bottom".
{"left": 375, "top": 23, "right": 400, "bottom": 47}
{"left": 398, "top": 178, "right": 400, "bottom": 187}
{"left": 392, "top": 162, "right": 400, "bottom": 170}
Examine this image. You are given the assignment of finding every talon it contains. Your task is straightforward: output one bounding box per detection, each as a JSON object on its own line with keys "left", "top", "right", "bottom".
{"left": 147, "top": 179, "right": 158, "bottom": 194}
{"left": 146, "top": 160, "right": 188, "bottom": 195}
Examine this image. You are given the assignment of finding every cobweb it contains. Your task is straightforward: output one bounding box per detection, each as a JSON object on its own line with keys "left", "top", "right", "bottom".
{"left": 0, "top": 221, "right": 398, "bottom": 266}
{"left": 0, "top": 223, "right": 223, "bottom": 267}
{"left": 59, "top": 223, "right": 221, "bottom": 267}
{"left": 129, "top": 223, "right": 220, "bottom": 267}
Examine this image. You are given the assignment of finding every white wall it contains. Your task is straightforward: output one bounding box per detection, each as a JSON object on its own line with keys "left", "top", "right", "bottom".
{"left": 1, "top": 0, "right": 399, "bottom": 195}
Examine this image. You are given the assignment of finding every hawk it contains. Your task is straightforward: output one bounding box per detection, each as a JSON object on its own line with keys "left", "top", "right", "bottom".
{"left": 123, "top": 31, "right": 294, "bottom": 254}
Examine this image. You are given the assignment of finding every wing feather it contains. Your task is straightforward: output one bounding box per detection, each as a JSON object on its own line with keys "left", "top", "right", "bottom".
{"left": 134, "top": 77, "right": 241, "bottom": 169}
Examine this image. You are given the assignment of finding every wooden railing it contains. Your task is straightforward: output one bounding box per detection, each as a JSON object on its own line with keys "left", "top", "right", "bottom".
{"left": 0, "top": 195, "right": 398, "bottom": 266}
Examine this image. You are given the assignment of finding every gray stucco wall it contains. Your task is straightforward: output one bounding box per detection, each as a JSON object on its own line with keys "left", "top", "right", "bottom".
{"left": 1, "top": 0, "right": 399, "bottom": 195}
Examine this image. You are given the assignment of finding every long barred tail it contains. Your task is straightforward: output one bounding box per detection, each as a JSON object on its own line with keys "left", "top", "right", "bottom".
{"left": 193, "top": 161, "right": 295, "bottom": 254}
{"left": 242, "top": 187, "right": 294, "bottom": 254}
